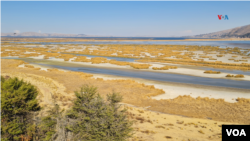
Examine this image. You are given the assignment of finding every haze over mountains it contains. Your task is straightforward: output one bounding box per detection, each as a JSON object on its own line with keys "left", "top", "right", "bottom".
{"left": 1, "top": 32, "right": 90, "bottom": 37}
{"left": 189, "top": 24, "right": 250, "bottom": 38}
{"left": 2, "top": 24, "right": 250, "bottom": 38}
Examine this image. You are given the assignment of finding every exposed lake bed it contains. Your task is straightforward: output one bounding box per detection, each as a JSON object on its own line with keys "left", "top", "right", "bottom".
{"left": 2, "top": 38, "right": 250, "bottom": 141}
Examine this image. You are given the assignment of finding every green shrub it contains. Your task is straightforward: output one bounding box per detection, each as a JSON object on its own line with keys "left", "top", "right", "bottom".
{"left": 0, "top": 75, "right": 5, "bottom": 82}
{"left": 66, "top": 85, "right": 133, "bottom": 141}
{"left": 36, "top": 104, "right": 64, "bottom": 141}
{"left": 1, "top": 76, "right": 134, "bottom": 141}
{"left": 1, "top": 76, "right": 40, "bottom": 141}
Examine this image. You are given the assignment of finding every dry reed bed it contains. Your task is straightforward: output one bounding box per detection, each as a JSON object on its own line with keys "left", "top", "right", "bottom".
{"left": 2, "top": 44, "right": 249, "bottom": 60}
{"left": 203, "top": 70, "right": 221, "bottom": 74}
{"left": 2, "top": 59, "right": 250, "bottom": 124}
{"left": 226, "top": 74, "right": 244, "bottom": 78}
{"left": 129, "top": 63, "right": 152, "bottom": 69}
{"left": 137, "top": 58, "right": 250, "bottom": 71}
{"left": 152, "top": 65, "right": 178, "bottom": 70}
{"left": 2, "top": 44, "right": 250, "bottom": 71}
{"left": 91, "top": 57, "right": 109, "bottom": 64}
{"left": 109, "top": 59, "right": 131, "bottom": 66}
{"left": 72, "top": 56, "right": 91, "bottom": 62}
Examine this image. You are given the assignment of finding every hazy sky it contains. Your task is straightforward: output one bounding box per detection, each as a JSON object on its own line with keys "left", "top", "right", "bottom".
{"left": 1, "top": 1, "right": 250, "bottom": 37}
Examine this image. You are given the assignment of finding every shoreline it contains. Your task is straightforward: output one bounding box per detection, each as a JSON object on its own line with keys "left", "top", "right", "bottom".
{"left": 16, "top": 60, "right": 250, "bottom": 103}
{"left": 2, "top": 59, "right": 250, "bottom": 125}
{"left": 0, "top": 69, "right": 235, "bottom": 141}
{"left": 27, "top": 57, "right": 250, "bottom": 81}
{"left": 90, "top": 73, "right": 250, "bottom": 103}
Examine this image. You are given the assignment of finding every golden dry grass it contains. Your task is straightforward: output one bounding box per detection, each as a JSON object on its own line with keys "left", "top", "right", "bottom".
{"left": 91, "top": 57, "right": 109, "bottom": 64}
{"left": 25, "top": 64, "right": 35, "bottom": 68}
{"left": 2, "top": 43, "right": 250, "bottom": 71}
{"left": 225, "top": 74, "right": 244, "bottom": 78}
{"left": 130, "top": 63, "right": 151, "bottom": 69}
{"left": 109, "top": 59, "right": 131, "bottom": 66}
{"left": 152, "top": 65, "right": 177, "bottom": 70}
{"left": 234, "top": 74, "right": 244, "bottom": 78}
{"left": 204, "top": 70, "right": 221, "bottom": 74}
{"left": 2, "top": 59, "right": 250, "bottom": 125}
{"left": 225, "top": 74, "right": 234, "bottom": 77}
{"left": 72, "top": 56, "right": 91, "bottom": 62}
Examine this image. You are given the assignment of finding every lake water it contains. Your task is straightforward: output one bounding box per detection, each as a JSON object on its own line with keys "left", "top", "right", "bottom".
{"left": 13, "top": 40, "right": 250, "bottom": 49}
{"left": 4, "top": 40, "right": 250, "bottom": 89}
{"left": 3, "top": 57, "right": 250, "bottom": 90}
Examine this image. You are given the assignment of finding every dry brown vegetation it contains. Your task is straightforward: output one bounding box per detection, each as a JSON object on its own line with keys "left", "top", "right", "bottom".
{"left": 24, "top": 64, "right": 35, "bottom": 68}
{"left": 109, "top": 59, "right": 131, "bottom": 66}
{"left": 152, "top": 65, "right": 177, "bottom": 70}
{"left": 2, "top": 59, "right": 250, "bottom": 125}
{"left": 72, "top": 56, "right": 91, "bottom": 62}
{"left": 125, "top": 105, "right": 235, "bottom": 141}
{"left": 216, "top": 55, "right": 224, "bottom": 57}
{"left": 204, "top": 70, "right": 221, "bottom": 74}
{"left": 1, "top": 43, "right": 250, "bottom": 71}
{"left": 91, "top": 57, "right": 109, "bottom": 64}
{"left": 225, "top": 74, "right": 244, "bottom": 78}
{"left": 225, "top": 74, "right": 234, "bottom": 77}
{"left": 138, "top": 58, "right": 250, "bottom": 71}
{"left": 129, "top": 63, "right": 151, "bottom": 69}
{"left": 234, "top": 74, "right": 244, "bottom": 78}
{"left": 239, "top": 60, "right": 248, "bottom": 62}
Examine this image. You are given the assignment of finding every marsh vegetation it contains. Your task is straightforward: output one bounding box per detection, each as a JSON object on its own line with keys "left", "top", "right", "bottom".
{"left": 2, "top": 43, "right": 250, "bottom": 72}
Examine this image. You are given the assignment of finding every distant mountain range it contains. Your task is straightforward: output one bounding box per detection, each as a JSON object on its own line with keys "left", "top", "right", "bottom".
{"left": 1, "top": 32, "right": 91, "bottom": 37}
{"left": 2, "top": 24, "right": 250, "bottom": 38}
{"left": 189, "top": 24, "right": 250, "bottom": 38}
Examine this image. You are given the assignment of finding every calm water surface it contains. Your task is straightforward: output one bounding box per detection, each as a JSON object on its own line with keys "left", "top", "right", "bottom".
{"left": 13, "top": 41, "right": 250, "bottom": 49}
{"left": 3, "top": 57, "right": 250, "bottom": 90}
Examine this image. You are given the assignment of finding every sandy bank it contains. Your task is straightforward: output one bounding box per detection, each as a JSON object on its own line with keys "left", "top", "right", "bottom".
{"left": 2, "top": 59, "right": 250, "bottom": 125}
{"left": 125, "top": 104, "right": 235, "bottom": 141}
{"left": 43, "top": 58, "right": 250, "bottom": 81}
{"left": 91, "top": 74, "right": 250, "bottom": 103}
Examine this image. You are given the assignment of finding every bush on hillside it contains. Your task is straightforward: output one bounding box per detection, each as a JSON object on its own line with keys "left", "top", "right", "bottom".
{"left": 1, "top": 76, "right": 40, "bottom": 141}
{"left": 1, "top": 76, "right": 134, "bottom": 141}
{"left": 66, "top": 85, "right": 133, "bottom": 141}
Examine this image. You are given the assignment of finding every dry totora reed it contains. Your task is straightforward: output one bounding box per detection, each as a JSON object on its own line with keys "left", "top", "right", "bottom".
{"left": 130, "top": 63, "right": 151, "bottom": 69}
{"left": 225, "top": 74, "right": 234, "bottom": 77}
{"left": 234, "top": 74, "right": 244, "bottom": 78}
{"left": 204, "top": 70, "right": 221, "bottom": 74}
{"left": 152, "top": 65, "right": 177, "bottom": 70}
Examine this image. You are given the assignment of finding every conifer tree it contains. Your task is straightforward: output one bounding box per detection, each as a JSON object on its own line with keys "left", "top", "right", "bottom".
{"left": 1, "top": 76, "right": 40, "bottom": 141}
{"left": 66, "top": 85, "right": 133, "bottom": 141}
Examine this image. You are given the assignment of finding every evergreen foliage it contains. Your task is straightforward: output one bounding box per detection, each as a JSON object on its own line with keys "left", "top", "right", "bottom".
{"left": 66, "top": 85, "right": 133, "bottom": 141}
{"left": 36, "top": 104, "right": 64, "bottom": 141}
{"left": 1, "top": 76, "right": 5, "bottom": 83}
{"left": 1, "top": 76, "right": 133, "bottom": 141}
{"left": 1, "top": 76, "right": 40, "bottom": 141}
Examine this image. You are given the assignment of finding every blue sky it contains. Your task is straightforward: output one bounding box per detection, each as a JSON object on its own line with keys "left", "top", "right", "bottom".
{"left": 1, "top": 1, "right": 250, "bottom": 37}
